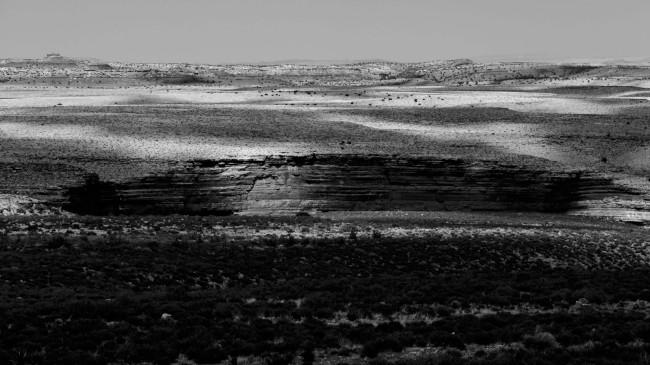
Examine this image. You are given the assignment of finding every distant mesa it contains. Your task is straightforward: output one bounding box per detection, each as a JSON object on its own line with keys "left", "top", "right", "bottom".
{"left": 36, "top": 53, "right": 112, "bottom": 69}
{"left": 39, "top": 52, "right": 77, "bottom": 65}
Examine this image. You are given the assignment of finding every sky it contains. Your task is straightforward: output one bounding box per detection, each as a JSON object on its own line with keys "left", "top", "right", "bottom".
{"left": 0, "top": 0, "right": 648, "bottom": 64}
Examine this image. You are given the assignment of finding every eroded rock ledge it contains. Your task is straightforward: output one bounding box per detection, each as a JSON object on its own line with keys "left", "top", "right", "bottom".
{"left": 64, "top": 155, "right": 639, "bottom": 217}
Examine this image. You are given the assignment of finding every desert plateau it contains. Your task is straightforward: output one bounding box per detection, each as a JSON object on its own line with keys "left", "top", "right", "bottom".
{"left": 2, "top": 53, "right": 650, "bottom": 364}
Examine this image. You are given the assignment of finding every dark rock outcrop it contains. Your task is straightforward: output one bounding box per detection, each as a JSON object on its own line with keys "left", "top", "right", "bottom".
{"left": 63, "top": 155, "right": 638, "bottom": 217}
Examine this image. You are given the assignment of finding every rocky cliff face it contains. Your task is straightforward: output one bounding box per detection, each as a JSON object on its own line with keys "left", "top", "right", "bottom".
{"left": 64, "top": 155, "right": 640, "bottom": 218}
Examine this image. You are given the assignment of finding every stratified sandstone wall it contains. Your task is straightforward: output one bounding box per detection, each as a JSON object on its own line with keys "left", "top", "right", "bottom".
{"left": 64, "top": 155, "right": 635, "bottom": 216}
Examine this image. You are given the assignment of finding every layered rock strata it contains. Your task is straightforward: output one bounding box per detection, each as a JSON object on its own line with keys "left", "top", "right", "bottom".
{"left": 64, "top": 155, "right": 641, "bottom": 218}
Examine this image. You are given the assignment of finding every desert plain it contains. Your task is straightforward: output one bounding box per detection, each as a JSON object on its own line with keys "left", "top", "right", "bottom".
{"left": 1, "top": 54, "right": 650, "bottom": 364}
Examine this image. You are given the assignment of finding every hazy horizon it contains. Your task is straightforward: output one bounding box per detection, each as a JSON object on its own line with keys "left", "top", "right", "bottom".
{"left": 1, "top": 0, "right": 649, "bottom": 64}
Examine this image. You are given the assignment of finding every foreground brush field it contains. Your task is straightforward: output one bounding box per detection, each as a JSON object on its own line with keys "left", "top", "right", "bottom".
{"left": 1, "top": 212, "right": 650, "bottom": 364}
{"left": 1, "top": 55, "right": 650, "bottom": 364}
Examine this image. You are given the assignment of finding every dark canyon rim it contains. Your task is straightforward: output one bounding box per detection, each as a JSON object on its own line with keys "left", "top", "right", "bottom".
{"left": 63, "top": 155, "right": 631, "bottom": 216}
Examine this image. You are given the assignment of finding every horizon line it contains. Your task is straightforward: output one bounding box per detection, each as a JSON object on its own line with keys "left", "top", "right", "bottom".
{"left": 1, "top": 53, "right": 649, "bottom": 66}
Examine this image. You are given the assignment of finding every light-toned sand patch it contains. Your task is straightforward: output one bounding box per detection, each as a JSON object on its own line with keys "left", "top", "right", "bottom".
{"left": 0, "top": 121, "right": 320, "bottom": 160}
{"left": 319, "top": 111, "right": 586, "bottom": 166}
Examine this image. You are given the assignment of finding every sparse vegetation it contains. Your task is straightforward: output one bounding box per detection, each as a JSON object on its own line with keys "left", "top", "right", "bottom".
{"left": 1, "top": 213, "right": 650, "bottom": 364}
{"left": 2, "top": 55, "right": 650, "bottom": 364}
